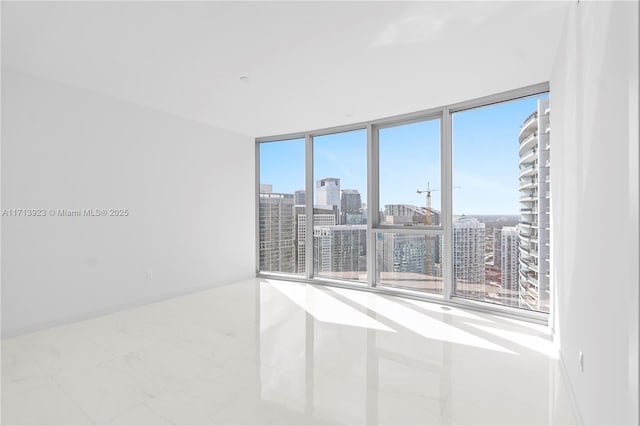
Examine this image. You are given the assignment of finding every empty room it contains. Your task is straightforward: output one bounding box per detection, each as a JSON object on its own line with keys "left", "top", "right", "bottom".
{"left": 1, "top": 1, "right": 638, "bottom": 425}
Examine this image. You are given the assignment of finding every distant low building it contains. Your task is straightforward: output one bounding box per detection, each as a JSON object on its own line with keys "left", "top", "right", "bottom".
{"left": 383, "top": 204, "right": 440, "bottom": 226}
{"left": 260, "top": 184, "right": 273, "bottom": 193}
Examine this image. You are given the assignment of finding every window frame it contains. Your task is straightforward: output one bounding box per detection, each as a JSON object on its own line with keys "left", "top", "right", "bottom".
{"left": 311, "top": 128, "right": 368, "bottom": 284}
{"left": 255, "top": 82, "right": 550, "bottom": 324}
{"left": 373, "top": 112, "right": 445, "bottom": 232}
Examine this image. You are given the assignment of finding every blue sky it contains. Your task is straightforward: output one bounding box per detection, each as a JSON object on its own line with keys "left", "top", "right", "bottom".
{"left": 260, "top": 93, "right": 547, "bottom": 215}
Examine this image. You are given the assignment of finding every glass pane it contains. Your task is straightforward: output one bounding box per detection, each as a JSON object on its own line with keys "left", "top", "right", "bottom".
{"left": 259, "top": 138, "right": 305, "bottom": 274}
{"left": 376, "top": 232, "right": 443, "bottom": 294}
{"left": 313, "top": 129, "right": 367, "bottom": 283}
{"left": 452, "top": 94, "right": 550, "bottom": 312}
{"left": 379, "top": 119, "right": 441, "bottom": 226}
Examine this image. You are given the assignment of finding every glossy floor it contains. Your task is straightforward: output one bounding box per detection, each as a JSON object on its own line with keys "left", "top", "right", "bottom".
{"left": 1, "top": 278, "right": 576, "bottom": 425}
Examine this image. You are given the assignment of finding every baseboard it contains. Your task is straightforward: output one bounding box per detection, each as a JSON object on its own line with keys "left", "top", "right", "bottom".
{"left": 558, "top": 349, "right": 585, "bottom": 425}
{"left": 1, "top": 273, "right": 254, "bottom": 338}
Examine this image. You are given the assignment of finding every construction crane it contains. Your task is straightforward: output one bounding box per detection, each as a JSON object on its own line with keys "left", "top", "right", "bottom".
{"left": 417, "top": 182, "right": 439, "bottom": 279}
{"left": 416, "top": 182, "right": 461, "bottom": 225}
{"left": 416, "top": 182, "right": 460, "bottom": 279}
{"left": 416, "top": 182, "right": 439, "bottom": 225}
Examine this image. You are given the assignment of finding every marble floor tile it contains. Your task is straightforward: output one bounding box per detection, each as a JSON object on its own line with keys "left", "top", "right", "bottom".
{"left": 1, "top": 382, "right": 95, "bottom": 425}
{"left": 52, "top": 356, "right": 164, "bottom": 424}
{"left": 2, "top": 278, "right": 577, "bottom": 425}
{"left": 104, "top": 403, "right": 172, "bottom": 426}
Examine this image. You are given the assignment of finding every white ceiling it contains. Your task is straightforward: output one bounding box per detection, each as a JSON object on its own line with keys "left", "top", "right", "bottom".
{"left": 2, "top": 1, "right": 571, "bottom": 138}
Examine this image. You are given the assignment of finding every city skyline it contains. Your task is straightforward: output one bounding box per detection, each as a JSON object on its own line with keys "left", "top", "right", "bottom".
{"left": 260, "top": 93, "right": 548, "bottom": 215}
{"left": 259, "top": 95, "right": 550, "bottom": 313}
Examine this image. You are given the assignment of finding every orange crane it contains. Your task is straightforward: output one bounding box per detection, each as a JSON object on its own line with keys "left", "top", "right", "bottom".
{"left": 417, "top": 182, "right": 439, "bottom": 278}
{"left": 416, "top": 182, "right": 439, "bottom": 225}
{"left": 416, "top": 183, "right": 460, "bottom": 278}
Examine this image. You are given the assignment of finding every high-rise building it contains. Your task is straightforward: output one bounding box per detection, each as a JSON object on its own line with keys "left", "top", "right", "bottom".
{"left": 315, "top": 178, "right": 340, "bottom": 224}
{"left": 345, "top": 213, "right": 366, "bottom": 225}
{"left": 493, "top": 228, "right": 502, "bottom": 268}
{"left": 294, "top": 190, "right": 306, "bottom": 206}
{"left": 501, "top": 226, "right": 520, "bottom": 306}
{"left": 380, "top": 204, "right": 442, "bottom": 278}
{"left": 452, "top": 216, "right": 486, "bottom": 298}
{"left": 296, "top": 212, "right": 335, "bottom": 273}
{"left": 378, "top": 233, "right": 441, "bottom": 277}
{"left": 518, "top": 99, "right": 550, "bottom": 311}
{"left": 340, "top": 189, "right": 361, "bottom": 224}
{"left": 259, "top": 192, "right": 295, "bottom": 273}
{"left": 313, "top": 225, "right": 367, "bottom": 278}
{"left": 316, "top": 178, "right": 340, "bottom": 208}
{"left": 379, "top": 234, "right": 419, "bottom": 274}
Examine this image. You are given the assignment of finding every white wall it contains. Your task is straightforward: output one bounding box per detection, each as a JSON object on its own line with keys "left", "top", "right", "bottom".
{"left": 1, "top": 69, "right": 255, "bottom": 336}
{"left": 551, "top": 1, "right": 638, "bottom": 424}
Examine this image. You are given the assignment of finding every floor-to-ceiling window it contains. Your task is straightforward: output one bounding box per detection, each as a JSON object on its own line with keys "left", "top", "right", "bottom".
{"left": 256, "top": 84, "right": 550, "bottom": 318}
{"left": 312, "top": 129, "right": 368, "bottom": 283}
{"left": 375, "top": 118, "right": 444, "bottom": 295}
{"left": 258, "top": 138, "right": 305, "bottom": 275}
{"left": 452, "top": 94, "right": 550, "bottom": 313}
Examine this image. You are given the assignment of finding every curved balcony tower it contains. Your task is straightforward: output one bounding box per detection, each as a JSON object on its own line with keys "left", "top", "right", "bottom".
{"left": 518, "top": 98, "right": 550, "bottom": 311}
